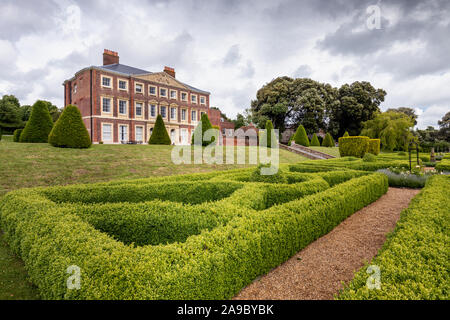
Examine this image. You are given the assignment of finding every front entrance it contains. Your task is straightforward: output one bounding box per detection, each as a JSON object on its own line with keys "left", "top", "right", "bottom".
{"left": 119, "top": 125, "right": 128, "bottom": 142}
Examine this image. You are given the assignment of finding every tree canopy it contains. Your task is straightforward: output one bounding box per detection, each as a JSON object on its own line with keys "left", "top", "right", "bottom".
{"left": 361, "top": 111, "right": 415, "bottom": 151}
{"left": 0, "top": 95, "right": 22, "bottom": 131}
{"left": 249, "top": 78, "right": 385, "bottom": 138}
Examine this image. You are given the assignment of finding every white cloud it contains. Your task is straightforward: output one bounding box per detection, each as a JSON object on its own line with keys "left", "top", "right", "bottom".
{"left": 0, "top": 0, "right": 448, "bottom": 130}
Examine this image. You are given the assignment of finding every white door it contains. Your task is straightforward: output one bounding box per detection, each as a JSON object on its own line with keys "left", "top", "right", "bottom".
{"left": 170, "top": 129, "right": 176, "bottom": 144}
{"left": 119, "top": 125, "right": 128, "bottom": 142}
{"left": 181, "top": 128, "right": 187, "bottom": 145}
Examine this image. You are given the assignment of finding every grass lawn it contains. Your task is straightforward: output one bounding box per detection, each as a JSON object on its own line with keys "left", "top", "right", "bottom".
{"left": 0, "top": 136, "right": 307, "bottom": 299}
{"left": 309, "top": 146, "right": 340, "bottom": 158}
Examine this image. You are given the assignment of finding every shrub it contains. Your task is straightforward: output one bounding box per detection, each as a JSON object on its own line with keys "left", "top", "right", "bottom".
{"left": 259, "top": 120, "right": 275, "bottom": 148}
{"left": 19, "top": 100, "right": 53, "bottom": 143}
{"left": 293, "top": 125, "right": 309, "bottom": 146}
{"left": 149, "top": 114, "right": 171, "bottom": 145}
{"left": 338, "top": 136, "right": 369, "bottom": 158}
{"left": 310, "top": 133, "right": 320, "bottom": 146}
{"left": 0, "top": 127, "right": 2, "bottom": 141}
{"left": 248, "top": 164, "right": 287, "bottom": 183}
{"left": 0, "top": 167, "right": 387, "bottom": 299}
{"left": 48, "top": 105, "right": 91, "bottom": 148}
{"left": 191, "top": 113, "right": 216, "bottom": 146}
{"left": 322, "top": 133, "right": 334, "bottom": 147}
{"left": 436, "top": 159, "right": 450, "bottom": 172}
{"left": 362, "top": 153, "right": 377, "bottom": 162}
{"left": 13, "top": 129, "right": 23, "bottom": 142}
{"left": 376, "top": 168, "right": 431, "bottom": 188}
{"left": 343, "top": 131, "right": 349, "bottom": 137}
{"left": 367, "top": 139, "right": 380, "bottom": 155}
{"left": 338, "top": 175, "right": 450, "bottom": 299}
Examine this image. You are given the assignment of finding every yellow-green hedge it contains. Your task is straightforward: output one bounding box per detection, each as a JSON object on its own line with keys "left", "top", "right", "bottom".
{"left": 367, "top": 139, "right": 380, "bottom": 155}
{"left": 0, "top": 165, "right": 388, "bottom": 299}
{"left": 338, "top": 136, "right": 370, "bottom": 158}
{"left": 338, "top": 175, "right": 450, "bottom": 300}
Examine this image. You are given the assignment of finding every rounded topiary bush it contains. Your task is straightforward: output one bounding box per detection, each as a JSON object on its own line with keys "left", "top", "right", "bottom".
{"left": 338, "top": 136, "right": 370, "bottom": 158}
{"left": 310, "top": 133, "right": 320, "bottom": 146}
{"left": 191, "top": 113, "right": 215, "bottom": 146}
{"left": 149, "top": 114, "right": 171, "bottom": 145}
{"left": 19, "top": 100, "right": 54, "bottom": 143}
{"left": 293, "top": 125, "right": 309, "bottom": 146}
{"left": 13, "top": 129, "right": 23, "bottom": 142}
{"left": 367, "top": 139, "right": 380, "bottom": 155}
{"left": 48, "top": 105, "right": 91, "bottom": 148}
{"left": 249, "top": 164, "right": 287, "bottom": 183}
{"left": 322, "top": 133, "right": 335, "bottom": 147}
{"left": 362, "top": 153, "right": 377, "bottom": 162}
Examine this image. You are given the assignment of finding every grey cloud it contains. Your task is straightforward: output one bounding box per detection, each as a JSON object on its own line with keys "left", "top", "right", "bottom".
{"left": 0, "top": 0, "right": 59, "bottom": 41}
{"left": 223, "top": 45, "right": 241, "bottom": 66}
{"left": 293, "top": 65, "right": 312, "bottom": 78}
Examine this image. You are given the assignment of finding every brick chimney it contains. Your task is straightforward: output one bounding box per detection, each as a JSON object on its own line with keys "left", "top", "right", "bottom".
{"left": 103, "top": 49, "right": 119, "bottom": 65}
{"left": 163, "top": 66, "right": 175, "bottom": 78}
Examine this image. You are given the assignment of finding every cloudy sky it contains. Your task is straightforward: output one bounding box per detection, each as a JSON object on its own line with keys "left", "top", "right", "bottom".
{"left": 0, "top": 0, "right": 449, "bottom": 129}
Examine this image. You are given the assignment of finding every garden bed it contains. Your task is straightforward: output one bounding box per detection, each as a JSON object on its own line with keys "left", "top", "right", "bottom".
{"left": 0, "top": 164, "right": 388, "bottom": 299}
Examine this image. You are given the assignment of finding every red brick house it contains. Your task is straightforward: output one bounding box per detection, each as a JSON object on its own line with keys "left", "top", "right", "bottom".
{"left": 63, "top": 49, "right": 224, "bottom": 144}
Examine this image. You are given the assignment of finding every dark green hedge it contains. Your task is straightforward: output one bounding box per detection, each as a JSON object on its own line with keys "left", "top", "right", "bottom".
{"left": 48, "top": 105, "right": 91, "bottom": 148}
{"left": 13, "top": 129, "right": 23, "bottom": 142}
{"left": 0, "top": 170, "right": 387, "bottom": 299}
{"left": 19, "top": 100, "right": 53, "bottom": 143}
{"left": 293, "top": 125, "right": 309, "bottom": 146}
{"left": 148, "top": 114, "right": 171, "bottom": 145}
{"left": 338, "top": 175, "right": 450, "bottom": 300}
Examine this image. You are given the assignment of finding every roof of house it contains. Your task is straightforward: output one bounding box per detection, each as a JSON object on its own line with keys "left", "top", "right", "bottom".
{"left": 97, "top": 63, "right": 151, "bottom": 76}
{"left": 95, "top": 63, "right": 209, "bottom": 94}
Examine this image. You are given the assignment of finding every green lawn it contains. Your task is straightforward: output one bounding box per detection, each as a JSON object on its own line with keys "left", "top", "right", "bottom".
{"left": 309, "top": 146, "right": 341, "bottom": 157}
{"left": 0, "top": 136, "right": 307, "bottom": 299}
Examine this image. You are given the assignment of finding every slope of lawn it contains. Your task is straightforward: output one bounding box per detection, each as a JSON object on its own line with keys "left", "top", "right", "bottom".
{"left": 308, "top": 146, "right": 340, "bottom": 158}
{"left": 0, "top": 137, "right": 307, "bottom": 299}
{"left": 0, "top": 136, "right": 306, "bottom": 197}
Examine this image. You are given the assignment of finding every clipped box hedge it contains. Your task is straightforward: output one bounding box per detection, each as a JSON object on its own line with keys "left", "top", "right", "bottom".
{"left": 338, "top": 175, "right": 450, "bottom": 300}
{"left": 367, "top": 139, "right": 380, "bottom": 155}
{"left": 436, "top": 159, "right": 450, "bottom": 172}
{"left": 0, "top": 165, "right": 388, "bottom": 300}
{"left": 338, "top": 136, "right": 370, "bottom": 158}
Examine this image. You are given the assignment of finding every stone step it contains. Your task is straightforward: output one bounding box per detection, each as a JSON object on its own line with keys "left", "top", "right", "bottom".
{"left": 279, "top": 143, "right": 336, "bottom": 160}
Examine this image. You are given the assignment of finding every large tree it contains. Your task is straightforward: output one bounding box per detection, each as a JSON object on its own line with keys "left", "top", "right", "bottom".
{"left": 0, "top": 95, "right": 22, "bottom": 132}
{"left": 250, "top": 77, "right": 339, "bottom": 135}
{"left": 361, "top": 111, "right": 414, "bottom": 151}
{"left": 386, "top": 107, "right": 418, "bottom": 126}
{"left": 329, "top": 81, "right": 386, "bottom": 137}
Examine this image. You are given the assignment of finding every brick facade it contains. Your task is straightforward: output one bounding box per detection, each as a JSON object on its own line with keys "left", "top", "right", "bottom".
{"left": 63, "top": 50, "right": 228, "bottom": 145}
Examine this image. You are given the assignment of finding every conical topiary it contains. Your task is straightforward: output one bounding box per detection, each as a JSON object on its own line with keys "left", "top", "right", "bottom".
{"left": 149, "top": 114, "right": 171, "bottom": 145}
{"left": 48, "top": 105, "right": 91, "bottom": 148}
{"left": 322, "top": 132, "right": 335, "bottom": 147}
{"left": 260, "top": 120, "right": 275, "bottom": 148}
{"left": 19, "top": 100, "right": 53, "bottom": 143}
{"left": 343, "top": 131, "right": 349, "bottom": 137}
{"left": 310, "top": 133, "right": 320, "bottom": 146}
{"left": 191, "top": 113, "right": 215, "bottom": 146}
{"left": 293, "top": 125, "right": 310, "bottom": 146}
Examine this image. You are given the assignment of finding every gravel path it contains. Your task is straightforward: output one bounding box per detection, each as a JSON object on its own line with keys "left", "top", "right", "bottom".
{"left": 234, "top": 187, "right": 420, "bottom": 300}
